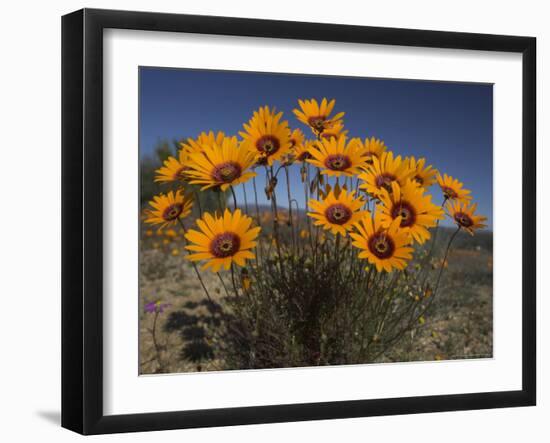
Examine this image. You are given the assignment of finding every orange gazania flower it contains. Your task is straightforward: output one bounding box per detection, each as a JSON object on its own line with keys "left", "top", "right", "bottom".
{"left": 437, "top": 173, "right": 472, "bottom": 202}
{"left": 408, "top": 156, "right": 438, "bottom": 187}
{"left": 378, "top": 181, "right": 444, "bottom": 244}
{"left": 185, "top": 209, "right": 261, "bottom": 272}
{"left": 239, "top": 106, "right": 292, "bottom": 165}
{"left": 350, "top": 212, "right": 413, "bottom": 273}
{"left": 307, "top": 135, "right": 368, "bottom": 178}
{"left": 358, "top": 151, "right": 414, "bottom": 197}
{"left": 144, "top": 190, "right": 193, "bottom": 231}
{"left": 184, "top": 136, "right": 257, "bottom": 191}
{"left": 351, "top": 136, "right": 387, "bottom": 165}
{"left": 447, "top": 201, "right": 487, "bottom": 235}
{"left": 308, "top": 187, "right": 366, "bottom": 236}
{"left": 293, "top": 98, "right": 345, "bottom": 136}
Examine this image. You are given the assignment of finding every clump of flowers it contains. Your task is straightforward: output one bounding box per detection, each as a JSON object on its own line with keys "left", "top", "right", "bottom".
{"left": 144, "top": 97, "right": 487, "bottom": 370}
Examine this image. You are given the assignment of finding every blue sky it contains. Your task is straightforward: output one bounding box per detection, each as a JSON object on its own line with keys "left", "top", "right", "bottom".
{"left": 139, "top": 67, "right": 493, "bottom": 228}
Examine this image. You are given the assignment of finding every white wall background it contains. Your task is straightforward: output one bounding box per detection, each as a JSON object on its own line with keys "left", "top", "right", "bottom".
{"left": 0, "top": 0, "right": 546, "bottom": 441}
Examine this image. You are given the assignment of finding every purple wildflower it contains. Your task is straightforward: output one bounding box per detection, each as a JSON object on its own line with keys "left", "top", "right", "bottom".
{"left": 144, "top": 300, "right": 171, "bottom": 314}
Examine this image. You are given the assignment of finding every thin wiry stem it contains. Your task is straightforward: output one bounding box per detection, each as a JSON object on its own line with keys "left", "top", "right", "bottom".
{"left": 252, "top": 175, "right": 264, "bottom": 263}
{"left": 432, "top": 226, "right": 460, "bottom": 296}
{"left": 242, "top": 182, "right": 249, "bottom": 214}
{"left": 419, "top": 196, "right": 447, "bottom": 284}
{"left": 371, "top": 226, "right": 460, "bottom": 361}
{"left": 217, "top": 272, "right": 231, "bottom": 298}
{"left": 150, "top": 310, "right": 164, "bottom": 372}
{"left": 230, "top": 264, "right": 240, "bottom": 297}
{"left": 177, "top": 217, "right": 213, "bottom": 303}
{"left": 193, "top": 190, "right": 203, "bottom": 217}
{"left": 266, "top": 165, "right": 285, "bottom": 274}
{"left": 230, "top": 185, "right": 238, "bottom": 211}
{"left": 284, "top": 165, "right": 296, "bottom": 252}
{"left": 216, "top": 189, "right": 225, "bottom": 215}
{"left": 304, "top": 164, "right": 314, "bottom": 254}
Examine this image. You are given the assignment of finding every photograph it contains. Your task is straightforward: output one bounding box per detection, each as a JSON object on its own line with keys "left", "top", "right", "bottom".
{"left": 138, "top": 67, "right": 493, "bottom": 375}
{"left": 0, "top": 1, "right": 543, "bottom": 439}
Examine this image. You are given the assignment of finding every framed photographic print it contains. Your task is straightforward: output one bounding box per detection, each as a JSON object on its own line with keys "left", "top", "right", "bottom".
{"left": 61, "top": 8, "right": 536, "bottom": 435}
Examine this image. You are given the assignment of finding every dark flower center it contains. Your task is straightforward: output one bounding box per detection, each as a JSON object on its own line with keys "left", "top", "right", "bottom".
{"left": 324, "top": 203, "right": 352, "bottom": 225}
{"left": 308, "top": 115, "right": 328, "bottom": 132}
{"left": 368, "top": 232, "right": 396, "bottom": 259}
{"left": 454, "top": 212, "right": 474, "bottom": 228}
{"left": 375, "top": 173, "right": 397, "bottom": 191}
{"left": 325, "top": 154, "right": 351, "bottom": 171}
{"left": 210, "top": 232, "right": 241, "bottom": 258}
{"left": 211, "top": 161, "right": 242, "bottom": 183}
{"left": 256, "top": 135, "right": 280, "bottom": 155}
{"left": 162, "top": 203, "right": 183, "bottom": 221}
{"left": 391, "top": 201, "right": 417, "bottom": 228}
{"left": 297, "top": 151, "right": 312, "bottom": 161}
{"left": 441, "top": 186, "right": 458, "bottom": 199}
{"left": 289, "top": 138, "right": 297, "bottom": 148}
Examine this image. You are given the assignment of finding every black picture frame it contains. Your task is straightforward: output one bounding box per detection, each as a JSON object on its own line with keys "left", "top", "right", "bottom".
{"left": 62, "top": 8, "right": 536, "bottom": 435}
